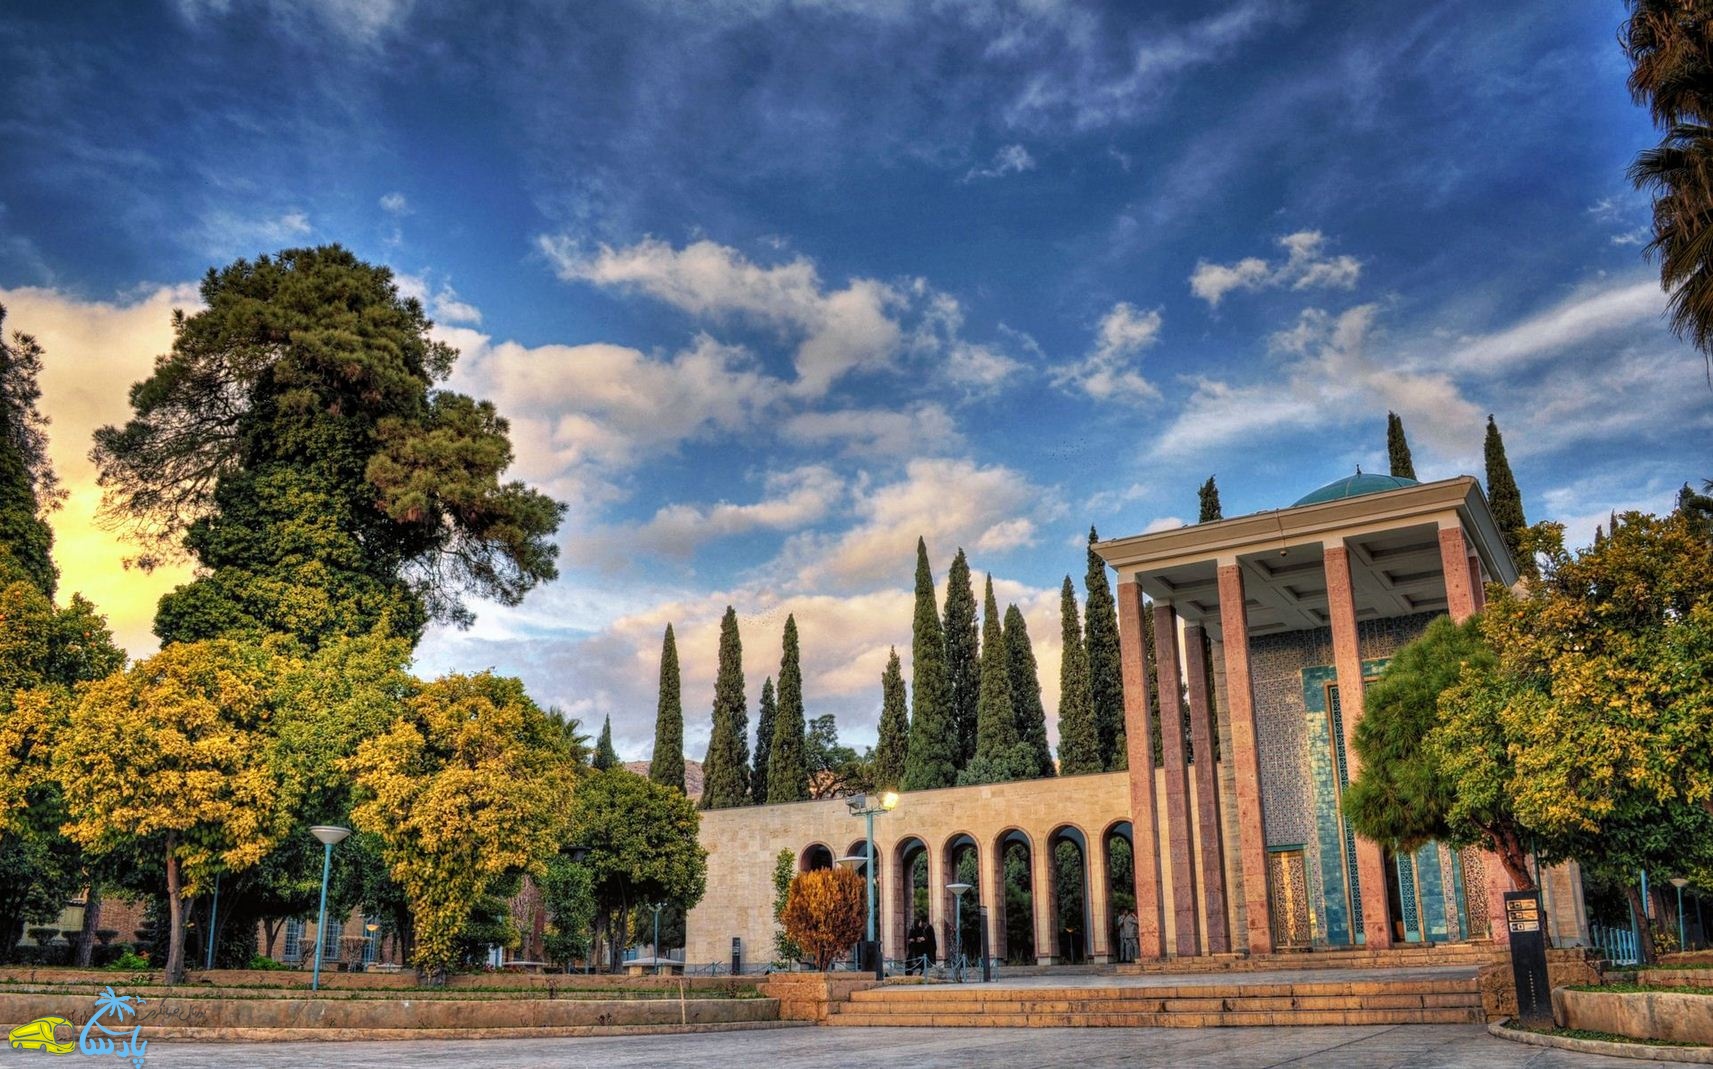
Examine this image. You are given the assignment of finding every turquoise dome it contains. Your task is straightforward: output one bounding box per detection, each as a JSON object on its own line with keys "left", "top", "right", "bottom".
{"left": 1292, "top": 471, "right": 1419, "bottom": 507}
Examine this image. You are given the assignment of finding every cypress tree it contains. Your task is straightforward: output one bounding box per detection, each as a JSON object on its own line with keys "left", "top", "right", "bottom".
{"left": 1084, "top": 528, "right": 1125, "bottom": 771}
{"left": 0, "top": 307, "right": 60, "bottom": 597}
{"left": 1197, "top": 476, "right": 1223, "bottom": 524}
{"left": 942, "top": 548, "right": 979, "bottom": 768}
{"left": 593, "top": 715, "right": 619, "bottom": 770}
{"left": 1483, "top": 415, "right": 1532, "bottom": 577}
{"left": 1056, "top": 577, "right": 1101, "bottom": 775}
{"left": 767, "top": 614, "right": 809, "bottom": 803}
{"left": 902, "top": 538, "right": 958, "bottom": 791}
{"left": 1386, "top": 411, "right": 1417, "bottom": 480}
{"left": 700, "top": 606, "right": 750, "bottom": 809}
{"left": 1003, "top": 604, "right": 1053, "bottom": 778}
{"left": 649, "top": 624, "right": 685, "bottom": 791}
{"left": 973, "top": 576, "right": 1018, "bottom": 758}
{"left": 873, "top": 647, "right": 910, "bottom": 789}
{"left": 751, "top": 677, "right": 776, "bottom": 804}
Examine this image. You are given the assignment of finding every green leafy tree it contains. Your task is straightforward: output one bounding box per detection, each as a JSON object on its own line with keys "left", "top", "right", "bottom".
{"left": 942, "top": 548, "right": 979, "bottom": 768}
{"left": 872, "top": 648, "right": 909, "bottom": 790}
{"left": 0, "top": 306, "right": 62, "bottom": 597}
{"left": 1084, "top": 528, "right": 1125, "bottom": 771}
{"left": 903, "top": 539, "right": 957, "bottom": 791}
{"left": 650, "top": 624, "right": 685, "bottom": 791}
{"left": 541, "top": 848, "right": 596, "bottom": 967}
{"left": 1056, "top": 577, "right": 1101, "bottom": 775}
{"left": 1386, "top": 411, "right": 1417, "bottom": 480}
{"left": 806, "top": 714, "right": 873, "bottom": 799}
{"left": 1003, "top": 605, "right": 1053, "bottom": 779}
{"left": 1624, "top": 0, "right": 1713, "bottom": 375}
{"left": 564, "top": 768, "right": 707, "bottom": 972}
{"left": 90, "top": 246, "right": 565, "bottom": 649}
{"left": 767, "top": 615, "right": 809, "bottom": 803}
{"left": 752, "top": 677, "right": 776, "bottom": 804}
{"left": 1197, "top": 477, "right": 1223, "bottom": 524}
{"left": 1484, "top": 415, "right": 1532, "bottom": 578}
{"left": 56, "top": 640, "right": 294, "bottom": 982}
{"left": 346, "top": 672, "right": 575, "bottom": 978}
{"left": 701, "top": 607, "right": 750, "bottom": 809}
{"left": 593, "top": 716, "right": 619, "bottom": 771}
{"left": 771, "top": 848, "right": 803, "bottom": 965}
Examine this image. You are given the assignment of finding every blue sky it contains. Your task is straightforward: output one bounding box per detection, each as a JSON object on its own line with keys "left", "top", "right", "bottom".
{"left": 2, "top": 0, "right": 1708, "bottom": 759}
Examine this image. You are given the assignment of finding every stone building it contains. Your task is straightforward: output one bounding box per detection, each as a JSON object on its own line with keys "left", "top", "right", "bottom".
{"left": 685, "top": 473, "right": 1589, "bottom": 967}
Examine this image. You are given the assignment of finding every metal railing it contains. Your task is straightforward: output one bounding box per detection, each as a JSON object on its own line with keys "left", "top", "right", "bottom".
{"left": 1590, "top": 922, "right": 1640, "bottom": 965}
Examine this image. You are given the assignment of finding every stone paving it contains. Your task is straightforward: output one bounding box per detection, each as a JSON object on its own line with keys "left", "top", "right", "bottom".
{"left": 92, "top": 1023, "right": 1643, "bottom": 1068}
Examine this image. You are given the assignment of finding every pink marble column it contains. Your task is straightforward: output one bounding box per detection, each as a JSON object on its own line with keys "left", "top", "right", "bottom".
{"left": 1153, "top": 601, "right": 1201, "bottom": 956}
{"left": 1183, "top": 621, "right": 1231, "bottom": 954}
{"left": 1467, "top": 554, "right": 1486, "bottom": 613}
{"left": 1216, "top": 560, "right": 1275, "bottom": 955}
{"left": 1117, "top": 579, "right": 1167, "bottom": 960}
{"left": 1439, "top": 523, "right": 1478, "bottom": 623}
{"left": 1322, "top": 541, "right": 1393, "bottom": 949}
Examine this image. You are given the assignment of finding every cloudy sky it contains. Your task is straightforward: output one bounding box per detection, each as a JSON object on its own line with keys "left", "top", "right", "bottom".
{"left": 2, "top": 0, "right": 1708, "bottom": 760}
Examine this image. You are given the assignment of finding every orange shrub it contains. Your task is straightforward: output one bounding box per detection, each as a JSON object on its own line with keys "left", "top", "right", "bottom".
{"left": 780, "top": 867, "right": 866, "bottom": 970}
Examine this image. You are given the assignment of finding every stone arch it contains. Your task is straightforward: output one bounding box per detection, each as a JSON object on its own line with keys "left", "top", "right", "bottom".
{"left": 801, "top": 843, "right": 834, "bottom": 872}
{"left": 992, "top": 827, "right": 1036, "bottom": 964}
{"left": 1102, "top": 820, "right": 1135, "bottom": 962}
{"left": 1048, "top": 823, "right": 1092, "bottom": 964}
{"left": 942, "top": 832, "right": 981, "bottom": 964}
{"left": 893, "top": 836, "right": 929, "bottom": 962}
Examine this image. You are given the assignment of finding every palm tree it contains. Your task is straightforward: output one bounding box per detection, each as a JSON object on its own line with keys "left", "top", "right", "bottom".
{"left": 1623, "top": 1, "right": 1713, "bottom": 378}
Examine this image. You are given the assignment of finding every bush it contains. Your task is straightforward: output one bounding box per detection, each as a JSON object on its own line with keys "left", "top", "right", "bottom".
{"left": 105, "top": 949, "right": 151, "bottom": 971}
{"left": 246, "top": 954, "right": 289, "bottom": 971}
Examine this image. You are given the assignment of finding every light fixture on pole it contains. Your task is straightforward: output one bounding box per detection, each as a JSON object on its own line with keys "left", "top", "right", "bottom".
{"left": 946, "top": 882, "right": 973, "bottom": 982}
{"left": 308, "top": 825, "right": 351, "bottom": 991}
{"left": 846, "top": 791, "right": 898, "bottom": 980}
{"left": 1671, "top": 878, "right": 1690, "bottom": 953}
{"left": 650, "top": 902, "right": 666, "bottom": 970}
{"left": 365, "top": 921, "right": 379, "bottom": 970}
{"left": 204, "top": 871, "right": 221, "bottom": 972}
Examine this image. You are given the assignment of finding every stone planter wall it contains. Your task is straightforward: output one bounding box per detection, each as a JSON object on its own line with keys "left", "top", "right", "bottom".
{"left": 1478, "top": 947, "right": 1604, "bottom": 1020}
{"left": 757, "top": 973, "right": 881, "bottom": 1021}
{"left": 1553, "top": 988, "right": 1713, "bottom": 1046}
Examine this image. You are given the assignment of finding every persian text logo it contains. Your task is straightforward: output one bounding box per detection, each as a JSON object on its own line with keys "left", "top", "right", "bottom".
{"left": 5, "top": 986, "right": 147, "bottom": 1067}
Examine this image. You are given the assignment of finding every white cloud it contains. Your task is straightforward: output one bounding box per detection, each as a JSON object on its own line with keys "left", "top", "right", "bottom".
{"left": 1446, "top": 279, "right": 1665, "bottom": 375}
{"left": 1142, "top": 516, "right": 1187, "bottom": 533}
{"left": 176, "top": 0, "right": 415, "bottom": 44}
{"left": 539, "top": 236, "right": 904, "bottom": 397}
{"left": 1190, "top": 230, "right": 1361, "bottom": 307}
{"left": 1050, "top": 301, "right": 1164, "bottom": 404}
{"left": 781, "top": 403, "right": 963, "bottom": 458}
{"left": 379, "top": 192, "right": 410, "bottom": 215}
{"left": 964, "top": 143, "right": 1037, "bottom": 181}
{"left": 578, "top": 466, "right": 846, "bottom": 564}
{"left": 197, "top": 209, "right": 312, "bottom": 257}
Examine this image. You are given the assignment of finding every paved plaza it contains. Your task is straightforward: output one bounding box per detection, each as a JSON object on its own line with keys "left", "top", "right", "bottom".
{"left": 80, "top": 1024, "right": 1641, "bottom": 1069}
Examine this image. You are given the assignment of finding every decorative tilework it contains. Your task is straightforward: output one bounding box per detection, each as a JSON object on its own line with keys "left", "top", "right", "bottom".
{"left": 1398, "top": 853, "right": 1420, "bottom": 941}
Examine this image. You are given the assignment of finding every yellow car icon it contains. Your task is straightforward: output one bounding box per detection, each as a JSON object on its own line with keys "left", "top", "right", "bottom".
{"left": 7, "top": 1015, "right": 75, "bottom": 1054}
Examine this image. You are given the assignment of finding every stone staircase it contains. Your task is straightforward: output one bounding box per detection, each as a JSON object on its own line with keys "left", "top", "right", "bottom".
{"left": 1118, "top": 942, "right": 1499, "bottom": 975}
{"left": 824, "top": 975, "right": 1485, "bottom": 1028}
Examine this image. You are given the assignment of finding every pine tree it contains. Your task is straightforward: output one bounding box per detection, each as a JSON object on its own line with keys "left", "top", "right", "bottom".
{"left": 0, "top": 306, "right": 61, "bottom": 597}
{"left": 903, "top": 538, "right": 958, "bottom": 791}
{"left": 752, "top": 677, "right": 776, "bottom": 805}
{"left": 1197, "top": 476, "right": 1223, "bottom": 524}
{"left": 700, "top": 606, "right": 750, "bottom": 809}
{"left": 649, "top": 624, "right": 685, "bottom": 791}
{"left": 593, "top": 715, "right": 619, "bottom": 770}
{"left": 1003, "top": 603, "right": 1053, "bottom": 778}
{"left": 1483, "top": 415, "right": 1533, "bottom": 577}
{"left": 1084, "top": 528, "right": 1125, "bottom": 771}
{"left": 942, "top": 548, "right": 980, "bottom": 769}
{"left": 974, "top": 576, "right": 1018, "bottom": 756}
{"left": 1056, "top": 577, "right": 1101, "bottom": 775}
{"left": 873, "top": 647, "right": 910, "bottom": 789}
{"left": 767, "top": 614, "right": 809, "bottom": 803}
{"left": 1386, "top": 411, "right": 1417, "bottom": 480}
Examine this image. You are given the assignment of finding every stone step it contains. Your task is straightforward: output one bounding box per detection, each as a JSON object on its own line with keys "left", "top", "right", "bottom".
{"left": 848, "top": 981, "right": 1481, "bottom": 1003}
{"left": 825, "top": 1006, "right": 1484, "bottom": 1028}
{"left": 1118, "top": 946, "right": 1496, "bottom": 975}
{"left": 839, "top": 992, "right": 1481, "bottom": 1014}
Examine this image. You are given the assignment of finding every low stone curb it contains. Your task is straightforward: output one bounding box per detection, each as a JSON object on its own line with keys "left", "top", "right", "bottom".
{"left": 1488, "top": 1020, "right": 1713, "bottom": 1063}
{"left": 140, "top": 1020, "right": 809, "bottom": 1044}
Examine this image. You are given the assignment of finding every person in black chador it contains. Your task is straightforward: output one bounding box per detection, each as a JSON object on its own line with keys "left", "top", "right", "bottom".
{"left": 906, "top": 917, "right": 937, "bottom": 974}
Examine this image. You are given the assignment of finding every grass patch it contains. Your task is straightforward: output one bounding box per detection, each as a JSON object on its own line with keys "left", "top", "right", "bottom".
{"left": 1569, "top": 982, "right": 1713, "bottom": 996}
{"left": 1505, "top": 1021, "right": 1707, "bottom": 1049}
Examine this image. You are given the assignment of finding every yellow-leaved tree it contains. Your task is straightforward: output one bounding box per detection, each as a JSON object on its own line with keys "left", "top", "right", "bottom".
{"left": 780, "top": 867, "right": 866, "bottom": 971}
{"left": 346, "top": 672, "right": 575, "bottom": 980}
{"left": 54, "top": 639, "right": 294, "bottom": 982}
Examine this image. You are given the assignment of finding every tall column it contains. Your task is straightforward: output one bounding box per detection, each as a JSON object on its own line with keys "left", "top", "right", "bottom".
{"left": 927, "top": 842, "right": 947, "bottom": 964}
{"left": 1089, "top": 843, "right": 1114, "bottom": 963}
{"left": 1117, "top": 579, "right": 1168, "bottom": 960}
{"left": 1438, "top": 522, "right": 1478, "bottom": 622}
{"left": 1467, "top": 554, "right": 1486, "bottom": 613}
{"left": 1031, "top": 834, "right": 1060, "bottom": 965}
{"left": 1183, "top": 622, "right": 1231, "bottom": 954}
{"left": 982, "top": 838, "right": 1006, "bottom": 964}
{"left": 884, "top": 845, "right": 907, "bottom": 961}
{"left": 1153, "top": 601, "right": 1201, "bottom": 956}
{"left": 1323, "top": 540, "right": 1393, "bottom": 948}
{"left": 1216, "top": 558, "right": 1275, "bottom": 955}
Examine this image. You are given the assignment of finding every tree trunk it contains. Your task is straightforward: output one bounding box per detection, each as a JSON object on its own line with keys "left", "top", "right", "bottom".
{"left": 1625, "top": 883, "right": 1658, "bottom": 964}
{"left": 164, "top": 835, "right": 185, "bottom": 984}
{"left": 1487, "top": 823, "right": 1535, "bottom": 892}
{"left": 75, "top": 883, "right": 102, "bottom": 967}
{"left": 263, "top": 917, "right": 282, "bottom": 960}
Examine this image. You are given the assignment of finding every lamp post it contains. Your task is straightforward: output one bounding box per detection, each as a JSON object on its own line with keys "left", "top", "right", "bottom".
{"left": 204, "top": 871, "right": 221, "bottom": 971}
{"left": 846, "top": 791, "right": 898, "bottom": 980}
{"left": 365, "top": 921, "right": 379, "bottom": 970}
{"left": 308, "top": 825, "right": 351, "bottom": 991}
{"left": 946, "top": 882, "right": 972, "bottom": 982}
{"left": 1671, "top": 878, "right": 1690, "bottom": 953}
{"left": 650, "top": 902, "right": 665, "bottom": 971}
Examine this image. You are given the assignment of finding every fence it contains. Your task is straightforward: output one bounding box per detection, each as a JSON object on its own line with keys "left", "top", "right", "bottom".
{"left": 1590, "top": 922, "right": 1640, "bottom": 965}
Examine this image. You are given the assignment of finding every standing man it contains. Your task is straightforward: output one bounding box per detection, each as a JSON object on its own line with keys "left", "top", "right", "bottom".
{"left": 1119, "top": 908, "right": 1140, "bottom": 964}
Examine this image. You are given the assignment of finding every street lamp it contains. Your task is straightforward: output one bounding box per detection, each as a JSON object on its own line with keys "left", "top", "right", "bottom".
{"left": 650, "top": 902, "right": 666, "bottom": 971}
{"left": 365, "top": 921, "right": 379, "bottom": 970}
{"left": 308, "top": 825, "right": 351, "bottom": 991}
{"left": 1671, "top": 878, "right": 1690, "bottom": 953}
{"left": 846, "top": 791, "right": 898, "bottom": 980}
{"left": 946, "top": 882, "right": 973, "bottom": 982}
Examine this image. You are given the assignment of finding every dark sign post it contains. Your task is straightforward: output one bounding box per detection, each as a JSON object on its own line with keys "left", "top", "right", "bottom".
{"left": 1505, "top": 890, "right": 1551, "bottom": 1026}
